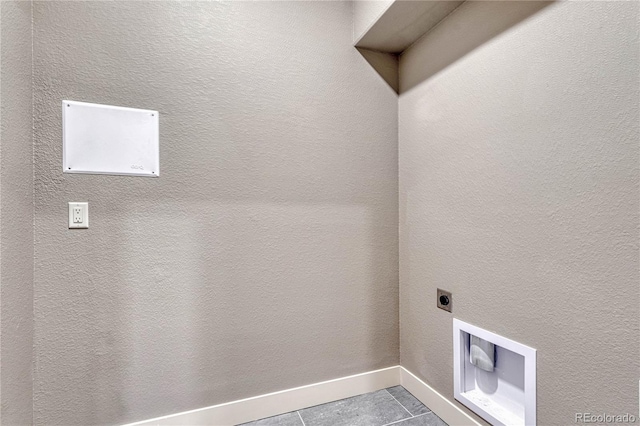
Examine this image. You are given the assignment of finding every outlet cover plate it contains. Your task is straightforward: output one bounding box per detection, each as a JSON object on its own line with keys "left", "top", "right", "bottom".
{"left": 437, "top": 288, "right": 452, "bottom": 312}
{"left": 68, "top": 202, "right": 89, "bottom": 229}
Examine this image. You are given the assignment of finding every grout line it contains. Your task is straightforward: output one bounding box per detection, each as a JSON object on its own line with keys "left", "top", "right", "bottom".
{"left": 380, "top": 412, "right": 430, "bottom": 426}
{"left": 296, "top": 411, "right": 306, "bottom": 426}
{"left": 385, "top": 388, "right": 414, "bottom": 418}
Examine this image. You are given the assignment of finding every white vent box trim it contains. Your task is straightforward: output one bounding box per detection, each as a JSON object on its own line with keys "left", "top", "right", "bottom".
{"left": 63, "top": 100, "right": 159, "bottom": 177}
{"left": 453, "top": 319, "right": 536, "bottom": 426}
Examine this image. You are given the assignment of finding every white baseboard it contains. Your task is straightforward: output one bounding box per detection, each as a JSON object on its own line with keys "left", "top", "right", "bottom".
{"left": 124, "top": 365, "right": 479, "bottom": 426}
{"left": 124, "top": 366, "right": 400, "bottom": 426}
{"left": 400, "top": 367, "right": 482, "bottom": 426}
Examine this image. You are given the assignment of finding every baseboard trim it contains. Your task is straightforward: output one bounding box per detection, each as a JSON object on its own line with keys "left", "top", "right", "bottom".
{"left": 400, "top": 367, "right": 482, "bottom": 426}
{"left": 124, "top": 365, "right": 480, "bottom": 426}
{"left": 124, "top": 366, "right": 401, "bottom": 426}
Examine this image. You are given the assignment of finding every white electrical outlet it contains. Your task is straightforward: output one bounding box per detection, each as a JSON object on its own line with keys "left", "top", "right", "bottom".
{"left": 68, "top": 202, "right": 89, "bottom": 229}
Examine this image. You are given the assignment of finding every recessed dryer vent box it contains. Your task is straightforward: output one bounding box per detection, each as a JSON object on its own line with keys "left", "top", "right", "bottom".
{"left": 453, "top": 319, "right": 536, "bottom": 426}
{"left": 63, "top": 100, "right": 159, "bottom": 177}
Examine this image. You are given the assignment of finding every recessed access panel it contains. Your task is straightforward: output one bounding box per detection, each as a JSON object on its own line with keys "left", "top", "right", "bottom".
{"left": 63, "top": 100, "right": 159, "bottom": 177}
{"left": 453, "top": 319, "right": 537, "bottom": 426}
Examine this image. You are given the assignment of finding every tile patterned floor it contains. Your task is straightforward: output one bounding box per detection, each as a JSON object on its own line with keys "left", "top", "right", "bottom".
{"left": 238, "top": 386, "right": 448, "bottom": 426}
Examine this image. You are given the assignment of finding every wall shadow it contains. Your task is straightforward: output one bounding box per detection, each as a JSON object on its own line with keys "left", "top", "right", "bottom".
{"left": 400, "top": 1, "right": 555, "bottom": 94}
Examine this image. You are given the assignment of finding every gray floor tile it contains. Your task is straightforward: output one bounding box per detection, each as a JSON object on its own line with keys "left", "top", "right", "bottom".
{"left": 299, "top": 389, "right": 411, "bottom": 426}
{"left": 390, "top": 412, "right": 449, "bottom": 426}
{"left": 237, "top": 411, "right": 303, "bottom": 426}
{"left": 386, "top": 386, "right": 431, "bottom": 415}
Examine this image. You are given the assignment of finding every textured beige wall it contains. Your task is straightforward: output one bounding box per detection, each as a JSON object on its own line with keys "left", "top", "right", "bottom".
{"left": 1, "top": 1, "right": 34, "bottom": 425}
{"left": 353, "top": 0, "right": 395, "bottom": 43}
{"left": 399, "top": 2, "right": 639, "bottom": 425}
{"left": 33, "top": 1, "right": 398, "bottom": 425}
